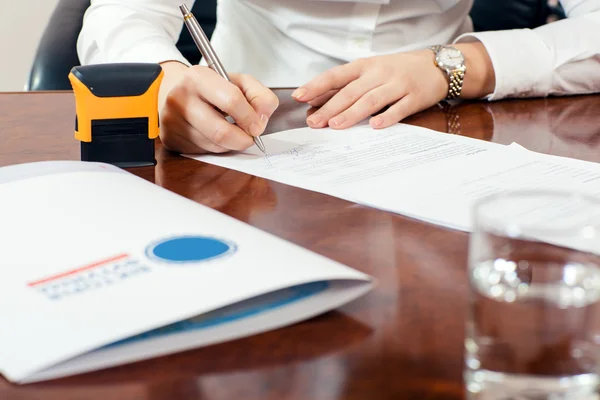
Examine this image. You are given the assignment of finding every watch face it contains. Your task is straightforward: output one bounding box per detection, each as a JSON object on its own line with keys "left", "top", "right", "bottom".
{"left": 437, "top": 47, "right": 464, "bottom": 69}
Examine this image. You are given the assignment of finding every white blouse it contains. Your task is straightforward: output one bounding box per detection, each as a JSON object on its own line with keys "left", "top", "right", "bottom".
{"left": 77, "top": 0, "right": 600, "bottom": 100}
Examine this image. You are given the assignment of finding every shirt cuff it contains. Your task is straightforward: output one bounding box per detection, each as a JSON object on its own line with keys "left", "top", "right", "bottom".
{"left": 453, "top": 29, "right": 554, "bottom": 101}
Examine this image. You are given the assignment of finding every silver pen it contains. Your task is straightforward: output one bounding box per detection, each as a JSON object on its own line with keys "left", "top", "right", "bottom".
{"left": 179, "top": 4, "right": 267, "bottom": 154}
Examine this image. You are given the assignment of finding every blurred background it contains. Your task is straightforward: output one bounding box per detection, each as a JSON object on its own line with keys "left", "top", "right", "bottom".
{"left": 0, "top": 0, "right": 59, "bottom": 91}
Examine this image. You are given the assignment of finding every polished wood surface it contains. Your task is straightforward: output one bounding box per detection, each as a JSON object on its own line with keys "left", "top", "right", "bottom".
{"left": 0, "top": 90, "right": 599, "bottom": 399}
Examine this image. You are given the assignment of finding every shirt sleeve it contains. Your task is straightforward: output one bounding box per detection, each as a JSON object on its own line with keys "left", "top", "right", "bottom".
{"left": 77, "top": 0, "right": 193, "bottom": 66}
{"left": 453, "top": 0, "right": 600, "bottom": 100}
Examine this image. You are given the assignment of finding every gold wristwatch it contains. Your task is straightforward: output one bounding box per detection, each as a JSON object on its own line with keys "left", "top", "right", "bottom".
{"left": 430, "top": 45, "right": 466, "bottom": 100}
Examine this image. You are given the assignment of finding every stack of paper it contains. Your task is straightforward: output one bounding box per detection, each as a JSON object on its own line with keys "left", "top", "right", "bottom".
{"left": 189, "top": 124, "right": 600, "bottom": 232}
{"left": 0, "top": 161, "right": 373, "bottom": 384}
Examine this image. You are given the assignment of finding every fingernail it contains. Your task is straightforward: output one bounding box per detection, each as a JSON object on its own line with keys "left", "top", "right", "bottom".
{"left": 307, "top": 114, "right": 323, "bottom": 126}
{"left": 371, "top": 116, "right": 383, "bottom": 127}
{"left": 250, "top": 122, "right": 262, "bottom": 136}
{"left": 261, "top": 113, "right": 269, "bottom": 124}
{"left": 292, "top": 88, "right": 307, "bottom": 100}
{"left": 330, "top": 115, "right": 345, "bottom": 127}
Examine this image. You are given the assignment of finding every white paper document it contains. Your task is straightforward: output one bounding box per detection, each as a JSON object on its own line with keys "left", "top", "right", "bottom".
{"left": 189, "top": 124, "right": 600, "bottom": 231}
{"left": 0, "top": 161, "right": 373, "bottom": 384}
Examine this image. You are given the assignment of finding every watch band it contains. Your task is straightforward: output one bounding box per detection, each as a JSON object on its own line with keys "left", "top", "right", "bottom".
{"left": 447, "top": 67, "right": 465, "bottom": 100}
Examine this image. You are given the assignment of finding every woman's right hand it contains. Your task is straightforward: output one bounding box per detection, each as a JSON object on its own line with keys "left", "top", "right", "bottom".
{"left": 158, "top": 61, "right": 279, "bottom": 154}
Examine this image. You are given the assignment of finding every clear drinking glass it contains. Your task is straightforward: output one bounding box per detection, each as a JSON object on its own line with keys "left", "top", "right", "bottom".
{"left": 465, "top": 190, "right": 600, "bottom": 399}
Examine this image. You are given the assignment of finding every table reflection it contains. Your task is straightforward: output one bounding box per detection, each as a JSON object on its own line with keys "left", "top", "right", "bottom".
{"left": 409, "top": 94, "right": 600, "bottom": 163}
{"left": 487, "top": 95, "right": 600, "bottom": 163}
{"left": 153, "top": 147, "right": 278, "bottom": 224}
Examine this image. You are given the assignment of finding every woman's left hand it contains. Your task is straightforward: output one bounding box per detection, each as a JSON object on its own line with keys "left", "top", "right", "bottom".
{"left": 291, "top": 43, "right": 494, "bottom": 130}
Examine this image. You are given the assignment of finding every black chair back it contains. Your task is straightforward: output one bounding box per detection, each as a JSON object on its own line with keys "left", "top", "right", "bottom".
{"left": 177, "top": 0, "right": 217, "bottom": 65}
{"left": 470, "top": 0, "right": 564, "bottom": 31}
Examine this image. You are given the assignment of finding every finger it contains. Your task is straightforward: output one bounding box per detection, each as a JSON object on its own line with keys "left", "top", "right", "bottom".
{"left": 307, "top": 89, "right": 338, "bottom": 107}
{"left": 231, "top": 73, "right": 279, "bottom": 120}
{"left": 369, "top": 94, "right": 422, "bottom": 129}
{"left": 306, "top": 76, "right": 382, "bottom": 128}
{"left": 326, "top": 83, "right": 406, "bottom": 129}
{"left": 306, "top": 106, "right": 319, "bottom": 119}
{"left": 191, "top": 67, "right": 263, "bottom": 138}
{"left": 161, "top": 113, "right": 230, "bottom": 154}
{"left": 177, "top": 92, "right": 254, "bottom": 151}
{"left": 292, "top": 61, "right": 363, "bottom": 102}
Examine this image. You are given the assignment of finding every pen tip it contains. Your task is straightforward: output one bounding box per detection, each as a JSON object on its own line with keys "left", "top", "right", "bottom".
{"left": 255, "top": 137, "right": 267, "bottom": 154}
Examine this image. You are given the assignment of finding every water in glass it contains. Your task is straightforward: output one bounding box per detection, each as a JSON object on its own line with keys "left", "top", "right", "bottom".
{"left": 466, "top": 190, "right": 600, "bottom": 399}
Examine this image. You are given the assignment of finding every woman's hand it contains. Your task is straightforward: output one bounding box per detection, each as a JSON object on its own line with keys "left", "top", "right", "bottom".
{"left": 158, "top": 61, "right": 279, "bottom": 154}
{"left": 292, "top": 42, "right": 495, "bottom": 130}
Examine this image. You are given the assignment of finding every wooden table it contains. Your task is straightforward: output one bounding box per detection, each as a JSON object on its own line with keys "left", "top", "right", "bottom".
{"left": 0, "top": 90, "right": 599, "bottom": 400}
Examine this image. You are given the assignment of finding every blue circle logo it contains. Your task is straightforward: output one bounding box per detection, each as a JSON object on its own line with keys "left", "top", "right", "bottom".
{"left": 145, "top": 235, "right": 237, "bottom": 264}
